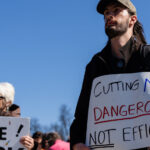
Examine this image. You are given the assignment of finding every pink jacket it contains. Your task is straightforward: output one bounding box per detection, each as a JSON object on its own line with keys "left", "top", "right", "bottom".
{"left": 49, "top": 139, "right": 70, "bottom": 150}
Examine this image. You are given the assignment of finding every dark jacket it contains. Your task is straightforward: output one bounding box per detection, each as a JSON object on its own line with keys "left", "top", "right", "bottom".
{"left": 70, "top": 40, "right": 150, "bottom": 150}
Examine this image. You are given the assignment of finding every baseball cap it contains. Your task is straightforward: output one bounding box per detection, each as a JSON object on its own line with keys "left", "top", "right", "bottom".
{"left": 97, "top": 0, "right": 136, "bottom": 15}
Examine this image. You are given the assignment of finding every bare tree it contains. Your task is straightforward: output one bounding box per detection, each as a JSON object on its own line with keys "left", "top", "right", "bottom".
{"left": 30, "top": 105, "right": 73, "bottom": 140}
{"left": 50, "top": 104, "right": 72, "bottom": 141}
{"left": 59, "top": 104, "right": 72, "bottom": 139}
{"left": 30, "top": 118, "right": 42, "bottom": 134}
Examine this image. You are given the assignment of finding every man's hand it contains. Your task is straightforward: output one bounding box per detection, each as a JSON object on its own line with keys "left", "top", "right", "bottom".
{"left": 20, "top": 135, "right": 34, "bottom": 150}
{"left": 73, "top": 143, "right": 90, "bottom": 150}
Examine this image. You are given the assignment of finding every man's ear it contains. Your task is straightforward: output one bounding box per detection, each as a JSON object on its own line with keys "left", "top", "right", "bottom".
{"left": 129, "top": 15, "right": 137, "bottom": 27}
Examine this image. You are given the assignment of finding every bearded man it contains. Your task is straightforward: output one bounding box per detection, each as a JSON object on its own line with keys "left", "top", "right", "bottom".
{"left": 70, "top": 0, "right": 150, "bottom": 150}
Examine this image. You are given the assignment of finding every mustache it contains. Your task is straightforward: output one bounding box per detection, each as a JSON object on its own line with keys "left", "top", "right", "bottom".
{"left": 105, "top": 19, "right": 117, "bottom": 27}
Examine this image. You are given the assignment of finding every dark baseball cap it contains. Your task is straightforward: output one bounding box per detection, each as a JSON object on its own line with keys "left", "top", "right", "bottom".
{"left": 97, "top": 0, "right": 136, "bottom": 15}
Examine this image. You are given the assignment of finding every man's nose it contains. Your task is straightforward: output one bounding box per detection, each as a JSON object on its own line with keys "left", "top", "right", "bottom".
{"left": 105, "top": 11, "right": 114, "bottom": 21}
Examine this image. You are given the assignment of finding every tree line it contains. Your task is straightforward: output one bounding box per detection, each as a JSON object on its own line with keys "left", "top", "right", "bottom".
{"left": 30, "top": 104, "right": 73, "bottom": 141}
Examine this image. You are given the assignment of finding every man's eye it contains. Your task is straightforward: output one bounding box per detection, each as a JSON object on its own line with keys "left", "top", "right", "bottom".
{"left": 114, "top": 8, "right": 121, "bottom": 14}
{"left": 104, "top": 11, "right": 109, "bottom": 16}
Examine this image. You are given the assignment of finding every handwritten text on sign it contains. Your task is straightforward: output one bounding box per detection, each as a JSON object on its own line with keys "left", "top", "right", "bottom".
{"left": 86, "top": 72, "right": 150, "bottom": 150}
{"left": 0, "top": 117, "right": 30, "bottom": 150}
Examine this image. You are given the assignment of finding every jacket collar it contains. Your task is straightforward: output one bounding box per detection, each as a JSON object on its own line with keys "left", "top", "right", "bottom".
{"left": 99, "top": 37, "right": 136, "bottom": 65}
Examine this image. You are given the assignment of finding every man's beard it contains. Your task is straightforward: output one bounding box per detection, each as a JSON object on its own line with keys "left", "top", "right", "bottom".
{"left": 105, "top": 19, "right": 129, "bottom": 39}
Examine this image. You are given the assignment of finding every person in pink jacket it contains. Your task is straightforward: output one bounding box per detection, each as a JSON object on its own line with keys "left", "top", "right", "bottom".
{"left": 48, "top": 132, "right": 70, "bottom": 150}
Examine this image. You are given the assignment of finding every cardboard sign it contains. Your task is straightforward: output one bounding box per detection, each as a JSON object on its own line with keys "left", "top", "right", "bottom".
{"left": 0, "top": 117, "right": 30, "bottom": 150}
{"left": 86, "top": 72, "right": 150, "bottom": 150}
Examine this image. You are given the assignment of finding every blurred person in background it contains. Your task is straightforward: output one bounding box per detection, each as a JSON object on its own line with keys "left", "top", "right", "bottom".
{"left": 9, "top": 103, "right": 21, "bottom": 117}
{"left": 47, "top": 132, "right": 70, "bottom": 150}
{"left": 32, "top": 131, "right": 43, "bottom": 150}
{"left": 41, "top": 133, "right": 52, "bottom": 150}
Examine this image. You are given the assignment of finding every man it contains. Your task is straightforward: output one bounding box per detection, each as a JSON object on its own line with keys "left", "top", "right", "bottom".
{"left": 0, "top": 82, "right": 34, "bottom": 150}
{"left": 70, "top": 0, "right": 150, "bottom": 150}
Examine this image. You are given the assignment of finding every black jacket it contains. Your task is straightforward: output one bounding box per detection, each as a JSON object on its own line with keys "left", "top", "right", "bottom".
{"left": 70, "top": 40, "right": 150, "bottom": 150}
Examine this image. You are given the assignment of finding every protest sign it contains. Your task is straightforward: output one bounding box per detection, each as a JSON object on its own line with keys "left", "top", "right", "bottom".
{"left": 86, "top": 72, "right": 150, "bottom": 150}
{"left": 0, "top": 117, "right": 30, "bottom": 150}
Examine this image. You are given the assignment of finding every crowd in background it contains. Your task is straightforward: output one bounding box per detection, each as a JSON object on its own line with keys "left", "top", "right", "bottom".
{"left": 0, "top": 82, "right": 70, "bottom": 150}
{"left": 32, "top": 131, "right": 70, "bottom": 150}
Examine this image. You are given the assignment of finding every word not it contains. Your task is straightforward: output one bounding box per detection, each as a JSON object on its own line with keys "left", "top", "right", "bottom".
{"left": 94, "top": 100, "right": 150, "bottom": 123}
{"left": 94, "top": 79, "right": 139, "bottom": 97}
{"left": 88, "top": 129, "right": 116, "bottom": 149}
{"left": 123, "top": 123, "right": 150, "bottom": 141}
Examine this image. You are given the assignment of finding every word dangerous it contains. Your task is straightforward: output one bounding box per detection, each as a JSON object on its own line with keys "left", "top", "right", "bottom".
{"left": 94, "top": 100, "right": 150, "bottom": 124}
